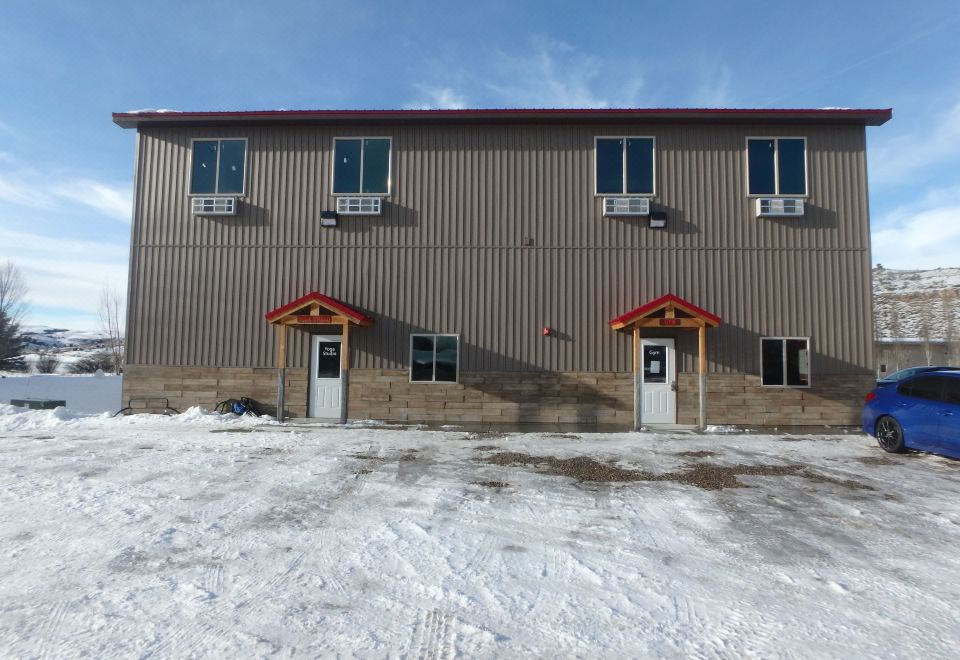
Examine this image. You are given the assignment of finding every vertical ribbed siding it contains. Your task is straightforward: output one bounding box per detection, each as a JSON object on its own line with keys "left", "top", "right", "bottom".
{"left": 126, "top": 121, "right": 873, "bottom": 375}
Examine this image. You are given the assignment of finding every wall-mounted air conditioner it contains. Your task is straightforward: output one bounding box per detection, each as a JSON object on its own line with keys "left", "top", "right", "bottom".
{"left": 756, "top": 198, "right": 804, "bottom": 218}
{"left": 336, "top": 197, "right": 382, "bottom": 215}
{"left": 603, "top": 197, "right": 650, "bottom": 217}
{"left": 191, "top": 197, "right": 237, "bottom": 215}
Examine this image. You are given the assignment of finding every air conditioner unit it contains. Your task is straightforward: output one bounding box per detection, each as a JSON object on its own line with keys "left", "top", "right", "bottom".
{"left": 756, "top": 198, "right": 804, "bottom": 217}
{"left": 336, "top": 197, "right": 382, "bottom": 215}
{"left": 603, "top": 197, "right": 650, "bottom": 217}
{"left": 191, "top": 196, "right": 237, "bottom": 215}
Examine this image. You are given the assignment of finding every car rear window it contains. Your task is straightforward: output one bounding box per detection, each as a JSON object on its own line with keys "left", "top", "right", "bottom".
{"left": 943, "top": 378, "right": 960, "bottom": 404}
{"left": 898, "top": 375, "right": 945, "bottom": 401}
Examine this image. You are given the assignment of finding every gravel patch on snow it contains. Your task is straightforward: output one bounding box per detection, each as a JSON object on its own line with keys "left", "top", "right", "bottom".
{"left": 1, "top": 408, "right": 959, "bottom": 656}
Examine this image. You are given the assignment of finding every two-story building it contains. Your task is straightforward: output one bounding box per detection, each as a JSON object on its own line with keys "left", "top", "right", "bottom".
{"left": 113, "top": 107, "right": 891, "bottom": 429}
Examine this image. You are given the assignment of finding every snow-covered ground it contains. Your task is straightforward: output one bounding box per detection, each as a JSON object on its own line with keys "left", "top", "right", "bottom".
{"left": 0, "top": 374, "right": 122, "bottom": 413}
{"left": 1, "top": 408, "right": 959, "bottom": 657}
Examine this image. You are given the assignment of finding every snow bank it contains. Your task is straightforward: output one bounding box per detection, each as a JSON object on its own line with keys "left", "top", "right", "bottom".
{"left": 0, "top": 403, "right": 275, "bottom": 433}
{"left": 0, "top": 374, "right": 122, "bottom": 413}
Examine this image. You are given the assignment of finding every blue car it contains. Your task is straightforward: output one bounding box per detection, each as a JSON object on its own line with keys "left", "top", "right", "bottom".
{"left": 876, "top": 365, "right": 960, "bottom": 388}
{"left": 863, "top": 370, "right": 960, "bottom": 459}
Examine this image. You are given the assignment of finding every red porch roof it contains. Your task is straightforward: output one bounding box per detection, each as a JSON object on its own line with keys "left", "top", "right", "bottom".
{"left": 609, "top": 294, "right": 721, "bottom": 330}
{"left": 264, "top": 292, "right": 373, "bottom": 326}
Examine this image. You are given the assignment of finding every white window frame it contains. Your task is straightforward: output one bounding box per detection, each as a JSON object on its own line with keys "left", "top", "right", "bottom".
{"left": 331, "top": 136, "right": 393, "bottom": 197}
{"left": 188, "top": 137, "right": 248, "bottom": 197}
{"left": 760, "top": 336, "right": 812, "bottom": 388}
{"left": 409, "top": 333, "right": 460, "bottom": 384}
{"left": 745, "top": 136, "right": 808, "bottom": 198}
{"left": 593, "top": 136, "right": 657, "bottom": 197}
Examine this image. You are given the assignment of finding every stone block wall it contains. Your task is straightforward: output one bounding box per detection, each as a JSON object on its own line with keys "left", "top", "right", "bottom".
{"left": 122, "top": 365, "right": 307, "bottom": 418}
{"left": 677, "top": 372, "right": 874, "bottom": 427}
{"left": 349, "top": 370, "right": 635, "bottom": 426}
{"left": 123, "top": 365, "right": 872, "bottom": 427}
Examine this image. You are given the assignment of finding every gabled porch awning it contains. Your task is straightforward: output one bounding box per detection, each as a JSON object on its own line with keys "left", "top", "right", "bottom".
{"left": 609, "top": 294, "right": 720, "bottom": 431}
{"left": 265, "top": 292, "right": 374, "bottom": 326}
{"left": 264, "top": 292, "right": 372, "bottom": 424}
{"left": 609, "top": 293, "right": 721, "bottom": 330}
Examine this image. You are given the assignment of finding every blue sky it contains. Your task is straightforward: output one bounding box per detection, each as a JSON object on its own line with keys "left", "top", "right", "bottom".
{"left": 1, "top": 0, "right": 959, "bottom": 329}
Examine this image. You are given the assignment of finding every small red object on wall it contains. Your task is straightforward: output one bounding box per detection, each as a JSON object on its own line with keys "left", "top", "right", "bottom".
{"left": 543, "top": 327, "right": 552, "bottom": 336}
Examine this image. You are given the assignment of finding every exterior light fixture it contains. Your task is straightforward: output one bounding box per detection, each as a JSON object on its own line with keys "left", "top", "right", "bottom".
{"left": 320, "top": 211, "right": 338, "bottom": 227}
{"left": 649, "top": 212, "right": 667, "bottom": 229}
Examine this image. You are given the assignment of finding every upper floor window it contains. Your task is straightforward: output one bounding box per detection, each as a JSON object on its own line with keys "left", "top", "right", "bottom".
{"left": 761, "top": 337, "right": 810, "bottom": 387}
{"left": 190, "top": 139, "right": 246, "bottom": 195}
{"left": 410, "top": 334, "right": 459, "bottom": 383}
{"left": 595, "top": 137, "right": 655, "bottom": 195}
{"left": 333, "top": 137, "right": 391, "bottom": 195}
{"left": 747, "top": 137, "right": 806, "bottom": 196}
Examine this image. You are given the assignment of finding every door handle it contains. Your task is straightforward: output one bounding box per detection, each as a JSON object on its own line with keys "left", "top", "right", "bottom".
{"left": 670, "top": 381, "right": 678, "bottom": 392}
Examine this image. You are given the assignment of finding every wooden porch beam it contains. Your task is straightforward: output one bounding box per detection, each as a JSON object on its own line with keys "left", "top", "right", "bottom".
{"left": 698, "top": 324, "right": 706, "bottom": 432}
{"left": 277, "top": 323, "right": 288, "bottom": 423}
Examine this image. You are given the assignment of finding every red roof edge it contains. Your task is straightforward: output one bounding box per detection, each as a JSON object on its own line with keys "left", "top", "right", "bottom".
{"left": 112, "top": 107, "right": 893, "bottom": 128}
{"left": 609, "top": 294, "right": 721, "bottom": 329}
{"left": 265, "top": 292, "right": 373, "bottom": 325}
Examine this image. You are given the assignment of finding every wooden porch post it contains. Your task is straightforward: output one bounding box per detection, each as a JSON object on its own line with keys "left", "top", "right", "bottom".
{"left": 340, "top": 323, "right": 350, "bottom": 424}
{"left": 698, "top": 323, "right": 706, "bottom": 432}
{"left": 633, "top": 326, "right": 641, "bottom": 431}
{"left": 277, "top": 322, "right": 287, "bottom": 423}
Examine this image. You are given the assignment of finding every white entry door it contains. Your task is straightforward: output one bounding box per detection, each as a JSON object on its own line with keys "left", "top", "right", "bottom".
{"left": 640, "top": 338, "right": 677, "bottom": 425}
{"left": 309, "top": 335, "right": 343, "bottom": 418}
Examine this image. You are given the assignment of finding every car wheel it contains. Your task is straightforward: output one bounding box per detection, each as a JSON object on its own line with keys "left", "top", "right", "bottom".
{"left": 875, "top": 415, "right": 905, "bottom": 453}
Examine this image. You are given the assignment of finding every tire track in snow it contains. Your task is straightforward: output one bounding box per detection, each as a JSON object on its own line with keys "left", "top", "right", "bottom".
{"left": 35, "top": 599, "right": 70, "bottom": 660}
{"left": 408, "top": 608, "right": 456, "bottom": 660}
{"left": 146, "top": 550, "right": 306, "bottom": 657}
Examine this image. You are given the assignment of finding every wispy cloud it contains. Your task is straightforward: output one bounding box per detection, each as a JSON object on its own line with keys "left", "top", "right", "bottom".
{"left": 692, "top": 63, "right": 734, "bottom": 107}
{"left": 872, "top": 185, "right": 960, "bottom": 269}
{"left": 483, "top": 36, "right": 644, "bottom": 108}
{"left": 407, "top": 36, "right": 647, "bottom": 110}
{"left": 869, "top": 99, "right": 960, "bottom": 186}
{"left": 0, "top": 117, "right": 16, "bottom": 137}
{"left": 0, "top": 227, "right": 128, "bottom": 329}
{"left": 403, "top": 85, "right": 468, "bottom": 110}
{"left": 0, "top": 169, "right": 131, "bottom": 221}
{"left": 52, "top": 179, "right": 132, "bottom": 220}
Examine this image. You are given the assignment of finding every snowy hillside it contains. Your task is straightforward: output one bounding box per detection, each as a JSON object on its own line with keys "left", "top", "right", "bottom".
{"left": 20, "top": 325, "right": 110, "bottom": 351}
{"left": 873, "top": 267, "right": 960, "bottom": 341}
{"left": 10, "top": 326, "right": 119, "bottom": 374}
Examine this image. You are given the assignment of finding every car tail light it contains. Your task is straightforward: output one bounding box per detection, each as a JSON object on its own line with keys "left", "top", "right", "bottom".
{"left": 865, "top": 391, "right": 877, "bottom": 402}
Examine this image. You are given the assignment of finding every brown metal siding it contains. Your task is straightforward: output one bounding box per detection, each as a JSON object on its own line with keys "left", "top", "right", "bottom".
{"left": 126, "top": 122, "right": 873, "bottom": 375}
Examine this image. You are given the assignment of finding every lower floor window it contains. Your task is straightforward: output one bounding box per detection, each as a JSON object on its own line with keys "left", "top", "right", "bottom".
{"left": 761, "top": 337, "right": 810, "bottom": 386}
{"left": 410, "top": 334, "right": 459, "bottom": 382}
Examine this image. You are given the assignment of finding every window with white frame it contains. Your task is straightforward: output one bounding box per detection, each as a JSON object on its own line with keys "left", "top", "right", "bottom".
{"left": 595, "top": 137, "right": 655, "bottom": 195}
{"left": 190, "top": 139, "right": 247, "bottom": 195}
{"left": 333, "top": 137, "right": 391, "bottom": 195}
{"left": 747, "top": 137, "right": 807, "bottom": 196}
{"left": 761, "top": 337, "right": 810, "bottom": 387}
{"left": 410, "top": 334, "right": 459, "bottom": 382}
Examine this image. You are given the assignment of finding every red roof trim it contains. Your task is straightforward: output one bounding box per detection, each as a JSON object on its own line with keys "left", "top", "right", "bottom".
{"left": 113, "top": 107, "right": 893, "bottom": 128}
{"left": 609, "top": 294, "right": 721, "bottom": 329}
{"left": 265, "top": 292, "right": 373, "bottom": 326}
